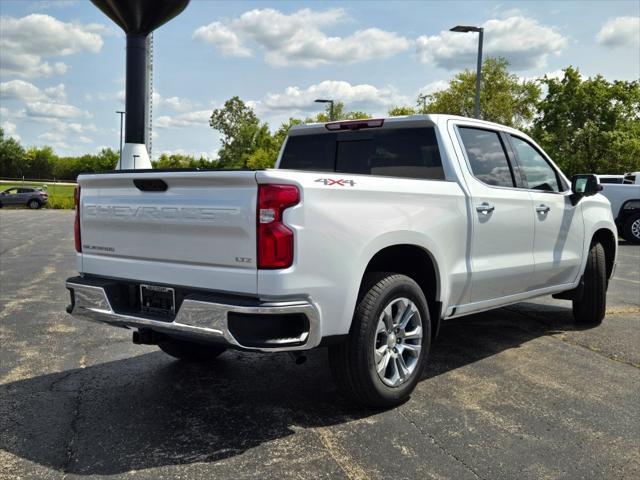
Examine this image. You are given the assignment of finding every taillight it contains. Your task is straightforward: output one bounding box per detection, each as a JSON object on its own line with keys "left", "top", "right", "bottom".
{"left": 74, "top": 186, "right": 81, "bottom": 252}
{"left": 257, "top": 184, "right": 299, "bottom": 269}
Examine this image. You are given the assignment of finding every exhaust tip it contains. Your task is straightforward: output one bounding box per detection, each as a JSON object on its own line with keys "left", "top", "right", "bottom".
{"left": 288, "top": 352, "right": 307, "bottom": 365}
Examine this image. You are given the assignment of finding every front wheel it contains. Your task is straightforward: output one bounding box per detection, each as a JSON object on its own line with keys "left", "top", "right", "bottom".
{"left": 622, "top": 213, "right": 640, "bottom": 245}
{"left": 572, "top": 242, "right": 607, "bottom": 325}
{"left": 329, "top": 273, "right": 431, "bottom": 407}
{"left": 158, "top": 337, "right": 226, "bottom": 362}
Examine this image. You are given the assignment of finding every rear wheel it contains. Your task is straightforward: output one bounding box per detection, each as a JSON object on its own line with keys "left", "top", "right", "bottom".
{"left": 572, "top": 242, "right": 607, "bottom": 325}
{"left": 28, "top": 199, "right": 41, "bottom": 209}
{"left": 329, "top": 273, "right": 431, "bottom": 407}
{"left": 622, "top": 213, "right": 640, "bottom": 245}
{"left": 158, "top": 337, "right": 226, "bottom": 362}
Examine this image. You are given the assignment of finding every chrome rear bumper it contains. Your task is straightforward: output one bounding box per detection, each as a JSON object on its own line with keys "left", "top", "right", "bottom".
{"left": 66, "top": 277, "right": 321, "bottom": 352}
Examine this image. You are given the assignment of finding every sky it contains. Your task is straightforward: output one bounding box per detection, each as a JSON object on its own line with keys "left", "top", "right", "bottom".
{"left": 0, "top": 0, "right": 639, "bottom": 160}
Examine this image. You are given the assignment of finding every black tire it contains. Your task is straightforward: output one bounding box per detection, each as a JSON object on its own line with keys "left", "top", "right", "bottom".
{"left": 622, "top": 212, "right": 640, "bottom": 245}
{"left": 158, "top": 337, "right": 226, "bottom": 362}
{"left": 572, "top": 242, "right": 607, "bottom": 325}
{"left": 27, "top": 199, "right": 41, "bottom": 209}
{"left": 329, "top": 273, "right": 431, "bottom": 408}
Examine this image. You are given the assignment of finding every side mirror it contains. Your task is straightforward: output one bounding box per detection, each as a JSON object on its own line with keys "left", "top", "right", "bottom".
{"left": 570, "top": 174, "right": 602, "bottom": 204}
{"left": 572, "top": 174, "right": 602, "bottom": 195}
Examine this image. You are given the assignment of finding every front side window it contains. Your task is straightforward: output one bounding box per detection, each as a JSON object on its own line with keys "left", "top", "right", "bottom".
{"left": 458, "top": 127, "right": 514, "bottom": 187}
{"left": 510, "top": 136, "right": 560, "bottom": 192}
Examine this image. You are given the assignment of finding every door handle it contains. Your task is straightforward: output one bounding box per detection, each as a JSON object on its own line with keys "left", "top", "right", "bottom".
{"left": 476, "top": 202, "right": 495, "bottom": 215}
{"left": 536, "top": 204, "right": 551, "bottom": 214}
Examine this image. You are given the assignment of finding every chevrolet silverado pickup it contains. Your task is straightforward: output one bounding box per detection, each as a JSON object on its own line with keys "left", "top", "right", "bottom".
{"left": 66, "top": 115, "right": 617, "bottom": 407}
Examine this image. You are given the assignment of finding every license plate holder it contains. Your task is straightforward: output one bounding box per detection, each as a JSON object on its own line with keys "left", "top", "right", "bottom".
{"left": 140, "top": 284, "right": 175, "bottom": 317}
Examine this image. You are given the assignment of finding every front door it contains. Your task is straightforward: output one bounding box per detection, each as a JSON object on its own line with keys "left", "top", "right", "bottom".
{"left": 508, "top": 135, "right": 584, "bottom": 288}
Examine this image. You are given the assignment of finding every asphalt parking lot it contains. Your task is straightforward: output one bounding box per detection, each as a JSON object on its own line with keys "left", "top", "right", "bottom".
{"left": 1, "top": 209, "right": 639, "bottom": 480}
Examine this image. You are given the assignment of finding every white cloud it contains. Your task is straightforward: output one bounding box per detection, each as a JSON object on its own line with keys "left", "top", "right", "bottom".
{"left": 597, "top": 16, "right": 640, "bottom": 48}
{"left": 194, "top": 8, "right": 410, "bottom": 67}
{"left": 416, "top": 16, "right": 568, "bottom": 71}
{"left": 262, "top": 80, "right": 410, "bottom": 112}
{"left": 193, "top": 22, "right": 252, "bottom": 57}
{"left": 1, "top": 121, "right": 20, "bottom": 141}
{"left": 418, "top": 80, "right": 449, "bottom": 96}
{"left": 163, "top": 96, "right": 197, "bottom": 112}
{"left": 0, "top": 79, "right": 67, "bottom": 102}
{"left": 39, "top": 131, "right": 65, "bottom": 143}
{"left": 25, "top": 101, "right": 89, "bottom": 119}
{"left": 155, "top": 110, "right": 211, "bottom": 129}
{"left": 0, "top": 14, "right": 104, "bottom": 78}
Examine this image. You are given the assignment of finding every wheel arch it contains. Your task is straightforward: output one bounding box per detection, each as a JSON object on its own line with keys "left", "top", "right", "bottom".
{"left": 359, "top": 244, "right": 442, "bottom": 339}
{"left": 592, "top": 228, "right": 616, "bottom": 280}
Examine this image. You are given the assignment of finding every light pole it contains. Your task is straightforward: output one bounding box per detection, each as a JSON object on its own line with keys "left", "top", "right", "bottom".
{"left": 450, "top": 25, "right": 484, "bottom": 119}
{"left": 116, "top": 110, "right": 126, "bottom": 169}
{"left": 314, "top": 98, "right": 335, "bottom": 121}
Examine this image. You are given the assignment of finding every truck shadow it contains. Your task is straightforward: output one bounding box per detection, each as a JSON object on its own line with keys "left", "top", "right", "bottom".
{"left": 1, "top": 302, "right": 589, "bottom": 475}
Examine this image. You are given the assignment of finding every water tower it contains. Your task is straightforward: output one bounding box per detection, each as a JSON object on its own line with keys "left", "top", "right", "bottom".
{"left": 91, "top": 0, "right": 190, "bottom": 169}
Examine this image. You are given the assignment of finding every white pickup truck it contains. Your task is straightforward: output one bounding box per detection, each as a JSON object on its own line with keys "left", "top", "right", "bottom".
{"left": 596, "top": 173, "right": 640, "bottom": 244}
{"left": 66, "top": 115, "right": 617, "bottom": 407}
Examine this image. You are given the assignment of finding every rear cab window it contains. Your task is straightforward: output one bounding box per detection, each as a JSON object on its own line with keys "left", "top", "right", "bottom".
{"left": 280, "top": 126, "right": 445, "bottom": 181}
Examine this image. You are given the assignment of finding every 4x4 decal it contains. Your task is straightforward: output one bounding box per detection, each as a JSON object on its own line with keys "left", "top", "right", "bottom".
{"left": 315, "top": 178, "right": 356, "bottom": 187}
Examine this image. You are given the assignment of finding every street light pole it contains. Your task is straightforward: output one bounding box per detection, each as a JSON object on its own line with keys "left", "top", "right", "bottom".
{"left": 314, "top": 99, "right": 335, "bottom": 121}
{"left": 474, "top": 28, "right": 484, "bottom": 119}
{"left": 116, "top": 110, "right": 126, "bottom": 169}
{"left": 450, "top": 25, "right": 484, "bottom": 119}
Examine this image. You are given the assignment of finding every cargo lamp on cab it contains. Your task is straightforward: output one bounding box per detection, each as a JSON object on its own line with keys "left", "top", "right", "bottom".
{"left": 325, "top": 119, "right": 385, "bottom": 131}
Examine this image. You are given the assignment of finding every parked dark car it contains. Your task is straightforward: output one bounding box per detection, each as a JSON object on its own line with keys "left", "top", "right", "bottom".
{"left": 0, "top": 187, "right": 48, "bottom": 209}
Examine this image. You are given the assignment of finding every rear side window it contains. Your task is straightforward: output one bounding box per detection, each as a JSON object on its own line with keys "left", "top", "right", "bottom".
{"left": 599, "top": 178, "right": 623, "bottom": 184}
{"left": 458, "top": 127, "right": 515, "bottom": 187}
{"left": 280, "top": 127, "right": 444, "bottom": 180}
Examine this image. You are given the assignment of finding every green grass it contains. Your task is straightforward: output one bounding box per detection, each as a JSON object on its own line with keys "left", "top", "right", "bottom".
{"left": 0, "top": 180, "right": 76, "bottom": 209}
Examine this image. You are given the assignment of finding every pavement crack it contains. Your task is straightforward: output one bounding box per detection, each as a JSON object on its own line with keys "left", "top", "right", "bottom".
{"left": 398, "top": 410, "right": 486, "bottom": 480}
{"left": 60, "top": 353, "right": 89, "bottom": 477}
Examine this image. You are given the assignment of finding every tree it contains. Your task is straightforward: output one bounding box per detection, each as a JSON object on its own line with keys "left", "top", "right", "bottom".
{"left": 209, "top": 96, "right": 266, "bottom": 168}
{"left": 388, "top": 106, "right": 417, "bottom": 116}
{"left": 0, "top": 127, "right": 26, "bottom": 178}
{"left": 420, "top": 57, "right": 540, "bottom": 128}
{"left": 313, "top": 102, "right": 371, "bottom": 122}
{"left": 23, "top": 146, "right": 56, "bottom": 179}
{"left": 532, "top": 67, "right": 640, "bottom": 175}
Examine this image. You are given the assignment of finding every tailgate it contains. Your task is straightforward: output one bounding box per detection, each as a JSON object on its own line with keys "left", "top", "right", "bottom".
{"left": 78, "top": 171, "right": 258, "bottom": 295}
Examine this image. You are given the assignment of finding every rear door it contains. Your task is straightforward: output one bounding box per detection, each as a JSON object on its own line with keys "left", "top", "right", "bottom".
{"left": 78, "top": 171, "right": 259, "bottom": 294}
{"left": 455, "top": 126, "right": 535, "bottom": 302}
{"left": 508, "top": 135, "right": 584, "bottom": 288}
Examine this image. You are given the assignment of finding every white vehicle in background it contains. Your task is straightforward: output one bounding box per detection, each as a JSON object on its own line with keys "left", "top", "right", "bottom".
{"left": 66, "top": 115, "right": 617, "bottom": 407}
{"left": 597, "top": 172, "right": 640, "bottom": 244}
